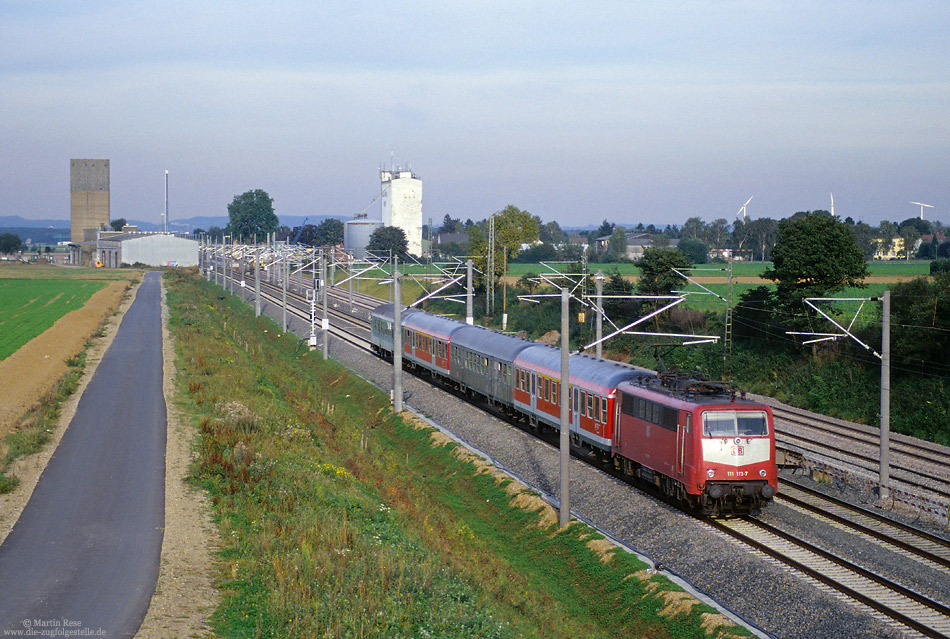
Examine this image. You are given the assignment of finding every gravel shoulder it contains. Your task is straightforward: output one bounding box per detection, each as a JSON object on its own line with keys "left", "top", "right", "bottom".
{"left": 134, "top": 277, "right": 219, "bottom": 638}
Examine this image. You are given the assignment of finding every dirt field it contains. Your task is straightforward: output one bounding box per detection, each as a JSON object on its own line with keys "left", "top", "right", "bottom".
{"left": 0, "top": 280, "right": 129, "bottom": 443}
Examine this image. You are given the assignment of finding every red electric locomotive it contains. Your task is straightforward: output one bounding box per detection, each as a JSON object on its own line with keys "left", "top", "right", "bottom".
{"left": 612, "top": 373, "right": 777, "bottom": 515}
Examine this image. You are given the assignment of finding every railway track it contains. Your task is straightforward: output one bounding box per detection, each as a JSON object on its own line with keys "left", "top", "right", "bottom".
{"left": 777, "top": 480, "right": 950, "bottom": 570}
{"left": 211, "top": 269, "right": 950, "bottom": 637}
{"left": 706, "top": 515, "right": 950, "bottom": 638}
{"left": 769, "top": 402, "right": 950, "bottom": 523}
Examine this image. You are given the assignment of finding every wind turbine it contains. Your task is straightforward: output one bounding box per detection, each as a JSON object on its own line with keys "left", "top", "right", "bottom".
{"left": 910, "top": 201, "right": 933, "bottom": 220}
{"left": 830, "top": 192, "right": 835, "bottom": 219}
{"left": 736, "top": 196, "right": 753, "bottom": 222}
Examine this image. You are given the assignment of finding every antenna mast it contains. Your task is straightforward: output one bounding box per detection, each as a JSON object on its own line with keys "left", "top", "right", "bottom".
{"left": 164, "top": 170, "right": 169, "bottom": 233}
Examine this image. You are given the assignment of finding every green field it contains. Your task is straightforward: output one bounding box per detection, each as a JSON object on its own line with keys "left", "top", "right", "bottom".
{"left": 0, "top": 279, "right": 106, "bottom": 360}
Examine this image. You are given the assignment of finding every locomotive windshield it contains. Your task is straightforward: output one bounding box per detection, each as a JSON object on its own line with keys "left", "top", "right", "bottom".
{"left": 702, "top": 411, "right": 768, "bottom": 438}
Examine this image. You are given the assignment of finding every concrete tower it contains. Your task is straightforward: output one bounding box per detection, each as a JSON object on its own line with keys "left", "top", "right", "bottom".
{"left": 70, "top": 159, "right": 110, "bottom": 243}
{"left": 380, "top": 167, "right": 422, "bottom": 256}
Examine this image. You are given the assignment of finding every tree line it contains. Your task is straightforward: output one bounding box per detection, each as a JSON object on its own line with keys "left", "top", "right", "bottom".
{"left": 199, "top": 188, "right": 948, "bottom": 270}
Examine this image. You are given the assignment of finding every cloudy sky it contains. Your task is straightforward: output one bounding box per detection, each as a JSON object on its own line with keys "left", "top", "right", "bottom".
{"left": 2, "top": 1, "right": 948, "bottom": 229}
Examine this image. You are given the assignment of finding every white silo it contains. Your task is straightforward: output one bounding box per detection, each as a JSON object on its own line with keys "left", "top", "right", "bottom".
{"left": 344, "top": 219, "right": 383, "bottom": 259}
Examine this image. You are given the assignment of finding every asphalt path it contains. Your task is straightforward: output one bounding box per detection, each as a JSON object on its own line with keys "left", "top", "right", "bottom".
{"left": 0, "top": 271, "right": 166, "bottom": 637}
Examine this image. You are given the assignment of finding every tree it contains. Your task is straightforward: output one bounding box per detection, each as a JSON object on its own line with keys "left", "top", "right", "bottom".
{"left": 298, "top": 218, "right": 345, "bottom": 246}
{"left": 763, "top": 212, "right": 869, "bottom": 303}
{"left": 0, "top": 233, "right": 22, "bottom": 254}
{"left": 605, "top": 228, "right": 628, "bottom": 262}
{"left": 472, "top": 205, "right": 540, "bottom": 280}
{"left": 852, "top": 221, "right": 877, "bottom": 260}
{"left": 888, "top": 274, "right": 950, "bottom": 374}
{"left": 594, "top": 219, "right": 614, "bottom": 240}
{"left": 707, "top": 218, "right": 730, "bottom": 248}
{"left": 110, "top": 218, "right": 127, "bottom": 231}
{"left": 226, "top": 189, "right": 279, "bottom": 241}
{"left": 898, "top": 217, "right": 933, "bottom": 236}
{"left": 493, "top": 205, "right": 539, "bottom": 258}
{"left": 539, "top": 220, "right": 568, "bottom": 245}
{"left": 876, "top": 220, "right": 897, "bottom": 257}
{"left": 367, "top": 226, "right": 409, "bottom": 261}
{"left": 634, "top": 246, "right": 691, "bottom": 296}
{"left": 899, "top": 225, "right": 921, "bottom": 260}
{"left": 438, "top": 214, "right": 464, "bottom": 235}
{"left": 918, "top": 236, "right": 939, "bottom": 260}
{"left": 600, "top": 267, "right": 637, "bottom": 320}
{"left": 681, "top": 216, "right": 707, "bottom": 241}
{"left": 678, "top": 237, "right": 708, "bottom": 264}
{"left": 746, "top": 217, "right": 779, "bottom": 261}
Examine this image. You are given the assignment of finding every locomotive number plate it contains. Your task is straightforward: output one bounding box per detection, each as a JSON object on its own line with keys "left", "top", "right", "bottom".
{"left": 731, "top": 445, "right": 745, "bottom": 456}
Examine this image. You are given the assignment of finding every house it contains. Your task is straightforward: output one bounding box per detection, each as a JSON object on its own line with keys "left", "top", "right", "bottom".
{"left": 595, "top": 232, "right": 679, "bottom": 260}
{"left": 873, "top": 237, "right": 904, "bottom": 260}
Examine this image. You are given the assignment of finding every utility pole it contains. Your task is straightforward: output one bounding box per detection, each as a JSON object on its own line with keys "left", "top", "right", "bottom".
{"left": 487, "top": 215, "right": 495, "bottom": 316}
{"left": 393, "top": 260, "right": 403, "bottom": 413}
{"left": 880, "top": 290, "right": 891, "bottom": 502}
{"left": 559, "top": 287, "right": 571, "bottom": 528}
{"left": 321, "top": 250, "right": 329, "bottom": 360}
{"left": 254, "top": 247, "right": 261, "bottom": 317}
{"left": 466, "top": 259, "right": 474, "bottom": 325}
{"left": 595, "top": 270, "right": 604, "bottom": 360}
{"left": 723, "top": 259, "right": 734, "bottom": 380}
{"left": 281, "top": 250, "right": 288, "bottom": 332}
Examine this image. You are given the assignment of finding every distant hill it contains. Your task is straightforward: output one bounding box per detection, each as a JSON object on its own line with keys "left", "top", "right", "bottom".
{"left": 0, "top": 227, "right": 71, "bottom": 245}
{"left": 0, "top": 216, "right": 70, "bottom": 228}
{"left": 147, "top": 214, "right": 351, "bottom": 233}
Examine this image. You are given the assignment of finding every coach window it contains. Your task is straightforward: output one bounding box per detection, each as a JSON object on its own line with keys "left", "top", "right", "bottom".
{"left": 601, "top": 398, "right": 608, "bottom": 424}
{"left": 594, "top": 396, "right": 601, "bottom": 422}
{"left": 587, "top": 392, "right": 593, "bottom": 418}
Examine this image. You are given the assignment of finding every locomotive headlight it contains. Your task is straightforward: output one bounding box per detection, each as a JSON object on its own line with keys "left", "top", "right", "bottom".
{"left": 706, "top": 469, "right": 715, "bottom": 478}
{"left": 759, "top": 469, "right": 767, "bottom": 477}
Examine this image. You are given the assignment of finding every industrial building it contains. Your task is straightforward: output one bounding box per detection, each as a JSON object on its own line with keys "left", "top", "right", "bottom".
{"left": 380, "top": 167, "right": 422, "bottom": 256}
{"left": 70, "top": 159, "right": 110, "bottom": 243}
{"left": 70, "top": 233, "right": 198, "bottom": 268}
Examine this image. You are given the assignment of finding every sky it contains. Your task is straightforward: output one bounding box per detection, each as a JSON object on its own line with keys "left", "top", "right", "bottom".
{"left": 2, "top": 1, "right": 948, "bottom": 230}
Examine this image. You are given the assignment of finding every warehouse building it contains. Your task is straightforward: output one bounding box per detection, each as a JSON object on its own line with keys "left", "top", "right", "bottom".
{"left": 70, "top": 232, "right": 198, "bottom": 268}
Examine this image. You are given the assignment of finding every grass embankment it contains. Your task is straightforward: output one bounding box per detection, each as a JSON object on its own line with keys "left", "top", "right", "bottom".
{"left": 165, "top": 268, "right": 748, "bottom": 639}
